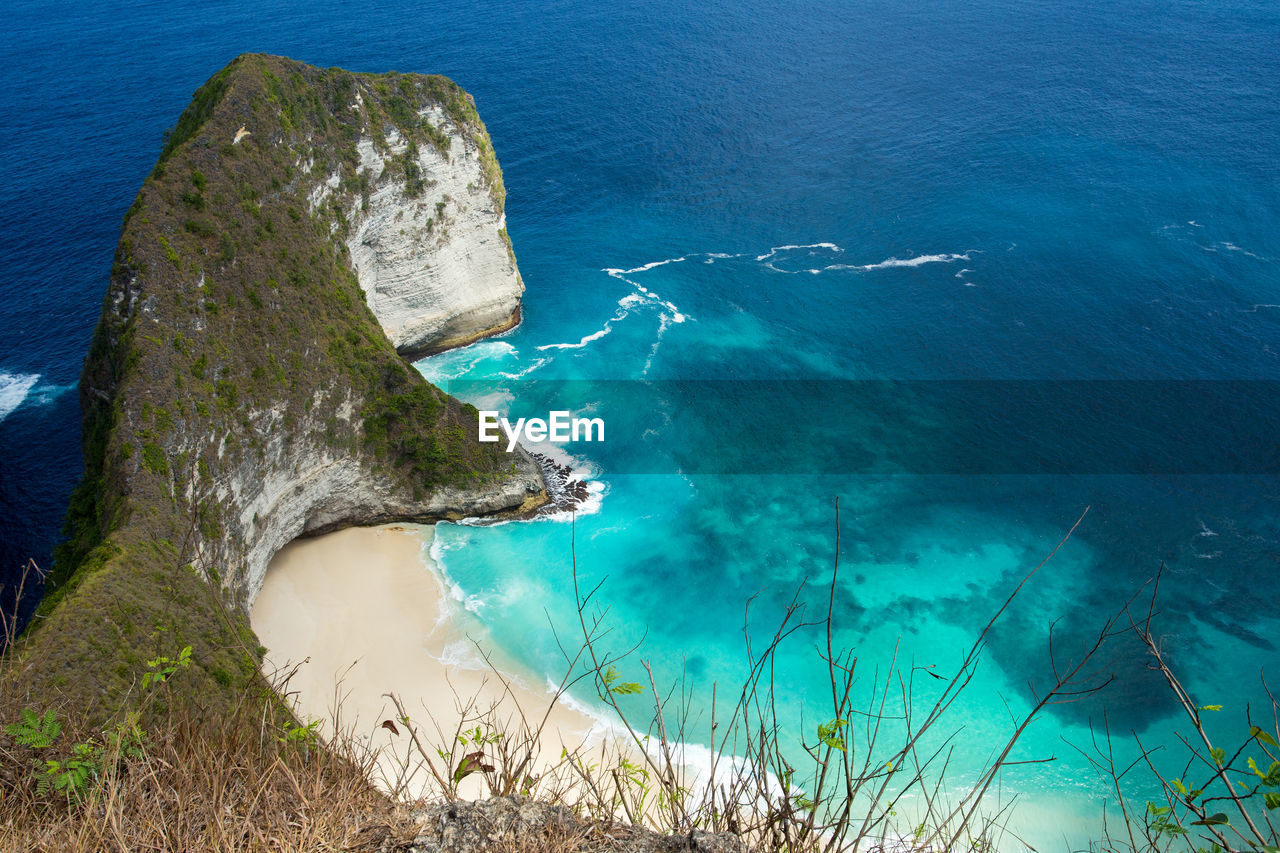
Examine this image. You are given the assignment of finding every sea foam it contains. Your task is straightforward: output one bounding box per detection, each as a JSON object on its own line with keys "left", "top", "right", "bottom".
{"left": 535, "top": 293, "right": 646, "bottom": 352}
{"left": 751, "top": 243, "right": 973, "bottom": 276}
{"left": 415, "top": 340, "right": 518, "bottom": 384}
{"left": 754, "top": 242, "right": 841, "bottom": 262}
{"left": 604, "top": 256, "right": 688, "bottom": 275}
{"left": 851, "top": 251, "right": 971, "bottom": 271}
{"left": 536, "top": 268, "right": 690, "bottom": 374}
{"left": 0, "top": 372, "right": 39, "bottom": 423}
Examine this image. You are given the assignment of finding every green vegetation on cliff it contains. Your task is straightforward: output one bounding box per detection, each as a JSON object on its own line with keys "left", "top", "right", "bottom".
{"left": 12, "top": 54, "right": 533, "bottom": 723}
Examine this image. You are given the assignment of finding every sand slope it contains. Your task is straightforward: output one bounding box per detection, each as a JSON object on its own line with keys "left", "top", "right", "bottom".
{"left": 251, "top": 523, "right": 615, "bottom": 799}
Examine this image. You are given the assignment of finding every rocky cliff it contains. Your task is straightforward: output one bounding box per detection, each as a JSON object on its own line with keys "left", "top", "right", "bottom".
{"left": 11, "top": 54, "right": 545, "bottom": 719}
{"left": 342, "top": 121, "right": 524, "bottom": 358}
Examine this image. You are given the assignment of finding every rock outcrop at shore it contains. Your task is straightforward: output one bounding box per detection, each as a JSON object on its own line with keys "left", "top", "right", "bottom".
{"left": 11, "top": 54, "right": 546, "bottom": 719}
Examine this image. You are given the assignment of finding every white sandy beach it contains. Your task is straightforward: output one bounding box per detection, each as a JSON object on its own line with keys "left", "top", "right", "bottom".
{"left": 250, "top": 523, "right": 623, "bottom": 801}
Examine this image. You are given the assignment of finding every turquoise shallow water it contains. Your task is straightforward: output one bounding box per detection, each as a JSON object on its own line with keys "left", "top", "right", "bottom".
{"left": 418, "top": 244, "right": 1280, "bottom": 846}
{"left": 2, "top": 0, "right": 1279, "bottom": 846}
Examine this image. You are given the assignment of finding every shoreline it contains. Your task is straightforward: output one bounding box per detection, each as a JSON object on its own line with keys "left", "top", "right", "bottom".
{"left": 250, "top": 523, "right": 624, "bottom": 800}
{"left": 244, "top": 522, "right": 1087, "bottom": 847}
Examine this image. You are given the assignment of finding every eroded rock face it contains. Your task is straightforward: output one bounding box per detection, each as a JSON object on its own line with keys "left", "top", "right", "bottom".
{"left": 209, "top": 400, "right": 546, "bottom": 607}
{"left": 15, "top": 54, "right": 546, "bottom": 718}
{"left": 341, "top": 125, "right": 523, "bottom": 358}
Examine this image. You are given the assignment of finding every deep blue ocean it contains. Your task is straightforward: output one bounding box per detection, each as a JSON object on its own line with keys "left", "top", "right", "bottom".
{"left": 2, "top": 0, "right": 1278, "bottom": 847}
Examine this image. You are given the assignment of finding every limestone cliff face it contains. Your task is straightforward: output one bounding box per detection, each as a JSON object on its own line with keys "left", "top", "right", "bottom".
{"left": 15, "top": 54, "right": 545, "bottom": 718}
{"left": 340, "top": 126, "right": 523, "bottom": 358}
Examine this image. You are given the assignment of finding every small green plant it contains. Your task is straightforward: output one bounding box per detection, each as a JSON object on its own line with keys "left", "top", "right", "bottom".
{"left": 279, "top": 718, "right": 320, "bottom": 746}
{"left": 437, "top": 724, "right": 503, "bottom": 786}
{"left": 142, "top": 645, "right": 192, "bottom": 690}
{"left": 599, "top": 665, "right": 644, "bottom": 698}
{"left": 105, "top": 713, "right": 148, "bottom": 762}
{"left": 816, "top": 718, "right": 847, "bottom": 752}
{"left": 1146, "top": 801, "right": 1189, "bottom": 839}
{"left": 36, "top": 740, "right": 101, "bottom": 801}
{"left": 612, "top": 755, "right": 653, "bottom": 819}
{"left": 457, "top": 724, "right": 503, "bottom": 749}
{"left": 140, "top": 442, "right": 168, "bottom": 477}
{"left": 158, "top": 234, "right": 180, "bottom": 266}
{"left": 5, "top": 707, "right": 61, "bottom": 749}
{"left": 616, "top": 755, "right": 649, "bottom": 789}
{"left": 3, "top": 708, "right": 141, "bottom": 803}
{"left": 278, "top": 718, "right": 322, "bottom": 757}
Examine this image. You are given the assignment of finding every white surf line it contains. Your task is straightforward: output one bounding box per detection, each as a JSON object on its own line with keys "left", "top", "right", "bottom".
{"left": 534, "top": 292, "right": 647, "bottom": 352}
{"left": 601, "top": 270, "right": 688, "bottom": 375}
{"left": 802, "top": 251, "right": 973, "bottom": 275}
{"left": 624, "top": 280, "right": 685, "bottom": 322}
{"left": 753, "top": 243, "right": 976, "bottom": 275}
{"left": 643, "top": 312, "right": 675, "bottom": 376}
{"left": 608, "top": 256, "right": 687, "bottom": 275}
{"left": 498, "top": 357, "right": 551, "bottom": 379}
{"left": 542, "top": 258, "right": 693, "bottom": 354}
{"left": 755, "top": 242, "right": 844, "bottom": 274}
{"left": 851, "top": 251, "right": 972, "bottom": 271}
{"left": 609, "top": 249, "right": 755, "bottom": 273}
{"left": 754, "top": 242, "right": 842, "bottom": 262}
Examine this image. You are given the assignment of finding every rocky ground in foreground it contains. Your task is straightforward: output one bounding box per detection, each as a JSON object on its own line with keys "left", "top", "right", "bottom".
{"left": 380, "top": 797, "right": 743, "bottom": 853}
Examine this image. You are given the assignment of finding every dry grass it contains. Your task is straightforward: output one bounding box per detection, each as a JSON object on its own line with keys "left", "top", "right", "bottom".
{"left": 0, "top": 672, "right": 419, "bottom": 852}
{"left": 0, "top": 559, "right": 416, "bottom": 852}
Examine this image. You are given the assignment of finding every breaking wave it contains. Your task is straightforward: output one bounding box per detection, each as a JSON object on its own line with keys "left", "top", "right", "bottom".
{"left": 0, "top": 373, "right": 42, "bottom": 423}
{"left": 415, "top": 341, "right": 518, "bottom": 384}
